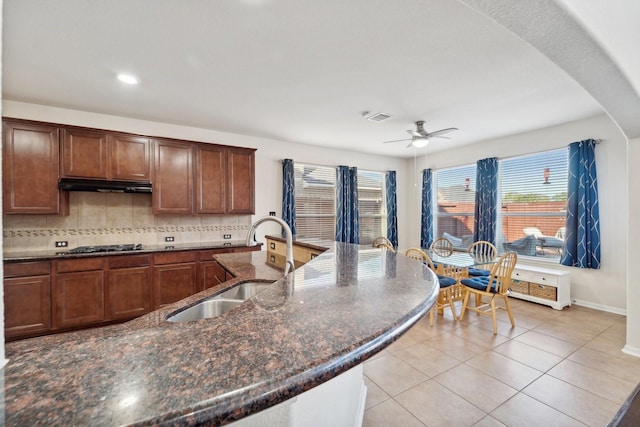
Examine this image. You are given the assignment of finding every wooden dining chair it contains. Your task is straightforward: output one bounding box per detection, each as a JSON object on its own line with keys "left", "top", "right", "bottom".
{"left": 430, "top": 237, "right": 454, "bottom": 257}
{"left": 404, "top": 248, "right": 459, "bottom": 326}
{"left": 467, "top": 240, "right": 497, "bottom": 277}
{"left": 459, "top": 251, "right": 518, "bottom": 334}
{"left": 375, "top": 241, "right": 395, "bottom": 252}
{"left": 372, "top": 236, "right": 393, "bottom": 249}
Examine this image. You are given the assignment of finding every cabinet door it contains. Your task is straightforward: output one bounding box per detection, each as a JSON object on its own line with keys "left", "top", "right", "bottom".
{"left": 61, "top": 128, "right": 109, "bottom": 179}
{"left": 53, "top": 270, "right": 105, "bottom": 329}
{"left": 4, "top": 276, "right": 51, "bottom": 339}
{"left": 109, "top": 134, "right": 152, "bottom": 181}
{"left": 107, "top": 267, "right": 151, "bottom": 320}
{"left": 153, "top": 139, "right": 194, "bottom": 214}
{"left": 199, "top": 261, "right": 228, "bottom": 291}
{"left": 153, "top": 263, "right": 197, "bottom": 308}
{"left": 195, "top": 144, "right": 226, "bottom": 214}
{"left": 226, "top": 147, "right": 255, "bottom": 214}
{"left": 2, "top": 120, "right": 67, "bottom": 214}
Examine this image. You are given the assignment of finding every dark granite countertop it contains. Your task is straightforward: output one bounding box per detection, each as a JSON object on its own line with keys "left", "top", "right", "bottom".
{"left": 1, "top": 242, "right": 439, "bottom": 426}
{"left": 3, "top": 240, "right": 260, "bottom": 262}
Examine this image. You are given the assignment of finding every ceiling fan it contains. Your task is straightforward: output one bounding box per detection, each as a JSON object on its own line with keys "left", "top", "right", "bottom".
{"left": 383, "top": 121, "right": 459, "bottom": 148}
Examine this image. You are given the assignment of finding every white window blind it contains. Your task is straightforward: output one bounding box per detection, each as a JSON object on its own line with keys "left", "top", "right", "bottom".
{"left": 436, "top": 164, "right": 476, "bottom": 243}
{"left": 294, "top": 163, "right": 336, "bottom": 240}
{"left": 499, "top": 148, "right": 568, "bottom": 258}
{"left": 358, "top": 170, "right": 385, "bottom": 245}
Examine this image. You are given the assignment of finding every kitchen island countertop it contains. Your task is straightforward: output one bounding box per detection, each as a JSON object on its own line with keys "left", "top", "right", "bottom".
{"left": 2, "top": 242, "right": 438, "bottom": 426}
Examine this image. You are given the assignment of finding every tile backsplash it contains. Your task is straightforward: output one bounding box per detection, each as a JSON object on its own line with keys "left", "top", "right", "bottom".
{"left": 3, "top": 192, "right": 251, "bottom": 253}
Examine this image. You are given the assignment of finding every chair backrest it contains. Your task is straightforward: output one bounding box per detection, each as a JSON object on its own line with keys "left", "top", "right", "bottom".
{"left": 468, "top": 241, "right": 497, "bottom": 264}
{"left": 404, "top": 247, "right": 435, "bottom": 270}
{"left": 430, "top": 237, "right": 453, "bottom": 257}
{"left": 372, "top": 236, "right": 393, "bottom": 248}
{"left": 486, "top": 251, "right": 518, "bottom": 294}
{"left": 376, "top": 242, "right": 395, "bottom": 253}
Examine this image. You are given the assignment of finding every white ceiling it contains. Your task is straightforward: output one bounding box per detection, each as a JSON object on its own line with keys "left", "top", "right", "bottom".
{"left": 1, "top": 0, "right": 618, "bottom": 158}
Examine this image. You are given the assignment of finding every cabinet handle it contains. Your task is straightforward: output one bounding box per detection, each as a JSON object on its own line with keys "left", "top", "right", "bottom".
{"left": 270, "top": 243, "right": 275, "bottom": 249}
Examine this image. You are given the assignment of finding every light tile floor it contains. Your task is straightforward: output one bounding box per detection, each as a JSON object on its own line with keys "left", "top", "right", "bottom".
{"left": 362, "top": 298, "right": 640, "bottom": 427}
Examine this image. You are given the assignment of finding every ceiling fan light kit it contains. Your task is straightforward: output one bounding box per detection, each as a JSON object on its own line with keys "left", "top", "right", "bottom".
{"left": 383, "top": 120, "right": 459, "bottom": 148}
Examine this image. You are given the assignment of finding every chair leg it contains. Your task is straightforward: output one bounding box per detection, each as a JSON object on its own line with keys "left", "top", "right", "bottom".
{"left": 448, "top": 298, "right": 458, "bottom": 321}
{"left": 503, "top": 295, "right": 515, "bottom": 328}
{"left": 429, "top": 307, "right": 435, "bottom": 327}
{"left": 459, "top": 289, "right": 470, "bottom": 320}
{"left": 490, "top": 298, "right": 498, "bottom": 335}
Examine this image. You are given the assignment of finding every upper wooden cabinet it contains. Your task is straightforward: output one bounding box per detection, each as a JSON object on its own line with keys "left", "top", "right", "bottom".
{"left": 195, "top": 144, "right": 226, "bottom": 214}
{"left": 109, "top": 134, "right": 152, "bottom": 181}
{"left": 62, "top": 128, "right": 151, "bottom": 182}
{"left": 153, "top": 139, "right": 194, "bottom": 214}
{"left": 2, "top": 119, "right": 68, "bottom": 214}
{"left": 227, "top": 147, "right": 256, "bottom": 214}
{"left": 154, "top": 140, "right": 255, "bottom": 215}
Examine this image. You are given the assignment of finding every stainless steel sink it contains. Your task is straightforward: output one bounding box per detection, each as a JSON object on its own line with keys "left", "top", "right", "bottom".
{"left": 166, "top": 281, "right": 274, "bottom": 323}
{"left": 166, "top": 298, "right": 243, "bottom": 323}
{"left": 218, "top": 281, "right": 271, "bottom": 300}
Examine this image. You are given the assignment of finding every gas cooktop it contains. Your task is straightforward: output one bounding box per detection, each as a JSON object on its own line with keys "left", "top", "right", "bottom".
{"left": 66, "top": 244, "right": 143, "bottom": 254}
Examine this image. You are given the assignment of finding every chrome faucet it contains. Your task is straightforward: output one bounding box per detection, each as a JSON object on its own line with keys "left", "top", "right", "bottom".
{"left": 246, "top": 216, "right": 295, "bottom": 277}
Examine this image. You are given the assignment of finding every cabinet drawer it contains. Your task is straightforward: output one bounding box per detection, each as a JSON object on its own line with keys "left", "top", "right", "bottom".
{"left": 512, "top": 269, "right": 533, "bottom": 282}
{"left": 510, "top": 280, "right": 529, "bottom": 295}
{"left": 56, "top": 257, "right": 105, "bottom": 273}
{"left": 4, "top": 261, "right": 50, "bottom": 278}
{"left": 108, "top": 254, "right": 150, "bottom": 269}
{"left": 531, "top": 273, "right": 558, "bottom": 286}
{"left": 153, "top": 251, "right": 196, "bottom": 265}
{"left": 529, "top": 283, "right": 557, "bottom": 301}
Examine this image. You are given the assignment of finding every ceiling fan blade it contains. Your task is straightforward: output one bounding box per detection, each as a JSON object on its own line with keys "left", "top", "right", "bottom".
{"left": 383, "top": 138, "right": 412, "bottom": 144}
{"left": 425, "top": 127, "right": 458, "bottom": 138}
{"left": 430, "top": 135, "right": 451, "bottom": 140}
{"left": 406, "top": 129, "right": 421, "bottom": 137}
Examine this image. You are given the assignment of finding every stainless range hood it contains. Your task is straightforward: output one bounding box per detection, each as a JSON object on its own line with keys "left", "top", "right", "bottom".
{"left": 58, "top": 178, "right": 152, "bottom": 193}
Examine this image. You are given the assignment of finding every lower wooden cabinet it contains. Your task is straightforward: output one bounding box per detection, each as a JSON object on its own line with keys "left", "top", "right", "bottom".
{"left": 200, "top": 261, "right": 228, "bottom": 291}
{"left": 4, "top": 275, "right": 51, "bottom": 339}
{"left": 53, "top": 258, "right": 105, "bottom": 329}
{"left": 107, "top": 255, "right": 151, "bottom": 320}
{"left": 153, "top": 252, "right": 198, "bottom": 309}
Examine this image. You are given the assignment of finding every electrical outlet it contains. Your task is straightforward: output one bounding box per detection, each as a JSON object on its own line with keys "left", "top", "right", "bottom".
{"left": 223, "top": 234, "right": 231, "bottom": 239}
{"left": 165, "top": 236, "right": 174, "bottom": 242}
{"left": 269, "top": 211, "right": 276, "bottom": 216}
{"left": 55, "top": 241, "right": 68, "bottom": 248}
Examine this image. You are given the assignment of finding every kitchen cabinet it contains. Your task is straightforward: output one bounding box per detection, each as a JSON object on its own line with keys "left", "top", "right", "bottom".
{"left": 227, "top": 147, "right": 255, "bottom": 214}
{"left": 53, "top": 258, "right": 105, "bottom": 329}
{"left": 61, "top": 127, "right": 109, "bottom": 179}
{"left": 153, "top": 251, "right": 197, "bottom": 308}
{"left": 2, "top": 119, "right": 68, "bottom": 214}
{"left": 195, "top": 144, "right": 226, "bottom": 214}
{"left": 153, "top": 139, "right": 194, "bottom": 214}
{"left": 198, "top": 249, "right": 233, "bottom": 291}
{"left": 106, "top": 255, "right": 151, "bottom": 320}
{"left": 3, "top": 261, "right": 51, "bottom": 340}
{"left": 265, "top": 236, "right": 324, "bottom": 270}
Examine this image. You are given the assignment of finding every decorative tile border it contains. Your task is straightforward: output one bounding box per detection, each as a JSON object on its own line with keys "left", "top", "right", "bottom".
{"left": 4, "top": 224, "right": 250, "bottom": 238}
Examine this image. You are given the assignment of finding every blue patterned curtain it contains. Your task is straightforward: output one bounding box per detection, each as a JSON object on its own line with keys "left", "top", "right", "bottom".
{"left": 561, "top": 140, "right": 601, "bottom": 269}
{"left": 385, "top": 171, "right": 398, "bottom": 248}
{"left": 420, "top": 169, "right": 434, "bottom": 249}
{"left": 281, "top": 159, "right": 297, "bottom": 236}
{"left": 336, "top": 166, "right": 359, "bottom": 244}
{"left": 474, "top": 157, "right": 498, "bottom": 244}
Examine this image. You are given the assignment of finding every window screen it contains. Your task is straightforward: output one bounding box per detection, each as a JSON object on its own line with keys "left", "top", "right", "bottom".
{"left": 436, "top": 164, "right": 476, "bottom": 244}
{"left": 294, "top": 163, "right": 336, "bottom": 240}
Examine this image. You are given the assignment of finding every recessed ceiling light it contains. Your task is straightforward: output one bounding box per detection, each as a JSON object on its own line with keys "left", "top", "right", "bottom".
{"left": 117, "top": 73, "right": 139, "bottom": 85}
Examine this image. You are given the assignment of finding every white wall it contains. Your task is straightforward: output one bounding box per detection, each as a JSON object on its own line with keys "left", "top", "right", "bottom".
{"left": 624, "top": 137, "right": 640, "bottom": 356}
{"left": 1, "top": 101, "right": 410, "bottom": 248}
{"left": 406, "top": 114, "right": 628, "bottom": 313}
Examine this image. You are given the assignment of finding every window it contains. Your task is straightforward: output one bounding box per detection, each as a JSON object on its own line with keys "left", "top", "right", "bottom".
{"left": 294, "top": 163, "right": 336, "bottom": 240}
{"left": 436, "top": 164, "right": 476, "bottom": 245}
{"left": 358, "top": 170, "right": 385, "bottom": 245}
{"left": 498, "top": 148, "right": 568, "bottom": 259}
{"left": 293, "top": 163, "right": 386, "bottom": 243}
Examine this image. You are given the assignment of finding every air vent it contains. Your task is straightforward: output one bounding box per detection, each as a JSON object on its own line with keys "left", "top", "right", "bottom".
{"left": 363, "top": 112, "right": 391, "bottom": 122}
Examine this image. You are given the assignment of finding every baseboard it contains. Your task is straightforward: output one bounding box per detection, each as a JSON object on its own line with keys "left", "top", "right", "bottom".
{"left": 622, "top": 344, "right": 640, "bottom": 358}
{"left": 571, "top": 298, "right": 626, "bottom": 316}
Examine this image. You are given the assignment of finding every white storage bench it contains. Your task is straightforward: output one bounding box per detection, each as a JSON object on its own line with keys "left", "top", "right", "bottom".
{"left": 509, "top": 264, "right": 570, "bottom": 310}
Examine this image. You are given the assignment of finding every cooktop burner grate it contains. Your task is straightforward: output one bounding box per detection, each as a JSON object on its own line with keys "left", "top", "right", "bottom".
{"left": 66, "top": 244, "right": 142, "bottom": 254}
